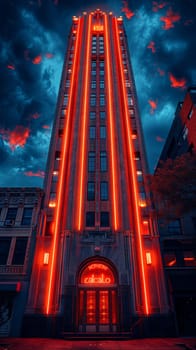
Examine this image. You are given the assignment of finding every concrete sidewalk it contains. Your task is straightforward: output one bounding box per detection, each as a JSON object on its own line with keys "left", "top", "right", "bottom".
{"left": 0, "top": 338, "right": 195, "bottom": 350}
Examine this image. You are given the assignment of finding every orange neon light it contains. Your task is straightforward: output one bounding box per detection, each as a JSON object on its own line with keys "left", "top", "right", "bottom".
{"left": 114, "top": 18, "right": 150, "bottom": 315}
{"left": 167, "top": 259, "right": 176, "bottom": 266}
{"left": 104, "top": 14, "right": 119, "bottom": 231}
{"left": 76, "top": 15, "right": 92, "bottom": 231}
{"left": 93, "top": 25, "right": 104, "bottom": 31}
{"left": 146, "top": 252, "right": 152, "bottom": 265}
{"left": 45, "top": 18, "right": 82, "bottom": 314}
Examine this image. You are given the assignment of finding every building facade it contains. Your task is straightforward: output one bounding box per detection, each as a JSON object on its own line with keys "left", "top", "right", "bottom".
{"left": 157, "top": 87, "right": 196, "bottom": 336}
{"left": 23, "top": 10, "right": 173, "bottom": 338}
{"left": 0, "top": 187, "right": 43, "bottom": 336}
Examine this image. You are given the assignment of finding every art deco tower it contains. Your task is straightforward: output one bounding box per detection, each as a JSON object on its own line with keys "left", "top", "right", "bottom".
{"left": 24, "top": 9, "right": 171, "bottom": 337}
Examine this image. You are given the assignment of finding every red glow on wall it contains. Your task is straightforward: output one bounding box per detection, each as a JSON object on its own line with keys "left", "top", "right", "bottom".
{"left": 160, "top": 8, "right": 181, "bottom": 30}
{"left": 157, "top": 67, "right": 165, "bottom": 76}
{"left": 148, "top": 99, "right": 157, "bottom": 113}
{"left": 152, "top": 1, "right": 167, "bottom": 12}
{"left": 121, "top": 1, "right": 135, "bottom": 19}
{"left": 0, "top": 126, "right": 30, "bottom": 150}
{"left": 169, "top": 73, "right": 186, "bottom": 89}
{"left": 24, "top": 170, "right": 45, "bottom": 178}
{"left": 80, "top": 263, "right": 115, "bottom": 285}
{"left": 31, "top": 112, "right": 40, "bottom": 119}
{"left": 156, "top": 135, "right": 165, "bottom": 142}
{"left": 7, "top": 64, "right": 15, "bottom": 70}
{"left": 42, "top": 125, "right": 50, "bottom": 129}
{"left": 45, "top": 53, "right": 53, "bottom": 59}
{"left": 32, "top": 55, "right": 42, "bottom": 64}
{"left": 147, "top": 41, "right": 156, "bottom": 53}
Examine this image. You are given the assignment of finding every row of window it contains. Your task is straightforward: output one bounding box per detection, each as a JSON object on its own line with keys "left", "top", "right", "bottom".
{"left": 1, "top": 207, "right": 33, "bottom": 226}
{"left": 90, "top": 93, "right": 105, "bottom": 107}
{"left": 86, "top": 211, "right": 109, "bottom": 227}
{"left": 0, "top": 237, "right": 28, "bottom": 265}
{"left": 88, "top": 151, "right": 107, "bottom": 172}
{"left": 89, "top": 126, "right": 106, "bottom": 139}
{"left": 87, "top": 181, "right": 108, "bottom": 201}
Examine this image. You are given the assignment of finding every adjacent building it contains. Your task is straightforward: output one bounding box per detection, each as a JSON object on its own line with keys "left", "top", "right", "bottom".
{"left": 0, "top": 187, "right": 43, "bottom": 336}
{"left": 23, "top": 10, "right": 173, "bottom": 338}
{"left": 157, "top": 86, "right": 196, "bottom": 336}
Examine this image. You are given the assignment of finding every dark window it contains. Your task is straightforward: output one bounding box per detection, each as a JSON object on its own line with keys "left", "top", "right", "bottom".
{"left": 12, "top": 238, "right": 28, "bottom": 265}
{"left": 100, "top": 70, "right": 104, "bottom": 76}
{"left": 99, "top": 61, "right": 104, "bottom": 68}
{"left": 5, "top": 208, "right": 17, "bottom": 223}
{"left": 100, "top": 94, "right": 105, "bottom": 106}
{"left": 88, "top": 152, "right": 95, "bottom": 172}
{"left": 90, "top": 111, "right": 96, "bottom": 119}
{"left": 100, "top": 80, "right": 104, "bottom": 89}
{"left": 21, "top": 208, "right": 33, "bottom": 226}
{"left": 100, "top": 151, "right": 107, "bottom": 172}
{"left": 91, "top": 80, "right": 96, "bottom": 89}
{"left": 55, "top": 151, "right": 61, "bottom": 160}
{"left": 86, "top": 212, "right": 95, "bottom": 227}
{"left": 100, "top": 126, "right": 106, "bottom": 139}
{"left": 87, "top": 182, "right": 95, "bottom": 200}
{"left": 90, "top": 94, "right": 96, "bottom": 106}
{"left": 63, "top": 94, "right": 68, "bottom": 106}
{"left": 168, "top": 219, "right": 182, "bottom": 234}
{"left": 100, "top": 212, "right": 109, "bottom": 227}
{"left": 100, "top": 181, "right": 108, "bottom": 200}
{"left": 89, "top": 126, "right": 96, "bottom": 139}
{"left": 0, "top": 238, "right": 11, "bottom": 265}
{"left": 100, "top": 111, "right": 106, "bottom": 119}
{"left": 91, "top": 61, "right": 96, "bottom": 68}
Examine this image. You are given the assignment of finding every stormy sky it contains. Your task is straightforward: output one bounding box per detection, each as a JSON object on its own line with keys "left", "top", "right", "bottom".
{"left": 0, "top": 0, "right": 195, "bottom": 187}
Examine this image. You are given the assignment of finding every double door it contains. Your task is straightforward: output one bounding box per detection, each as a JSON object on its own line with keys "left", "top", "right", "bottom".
{"left": 78, "top": 288, "right": 117, "bottom": 332}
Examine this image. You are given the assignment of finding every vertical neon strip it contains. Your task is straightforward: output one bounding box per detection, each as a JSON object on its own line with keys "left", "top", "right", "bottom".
{"left": 104, "top": 14, "right": 119, "bottom": 231}
{"left": 114, "top": 19, "right": 149, "bottom": 315}
{"left": 45, "top": 18, "right": 82, "bottom": 314}
{"left": 77, "top": 14, "right": 92, "bottom": 231}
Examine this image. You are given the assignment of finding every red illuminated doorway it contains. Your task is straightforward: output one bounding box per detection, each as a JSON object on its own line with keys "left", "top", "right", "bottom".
{"left": 78, "top": 261, "right": 118, "bottom": 332}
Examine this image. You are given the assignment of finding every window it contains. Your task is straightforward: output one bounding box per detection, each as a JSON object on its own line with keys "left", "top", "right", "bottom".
{"left": 91, "top": 80, "right": 96, "bottom": 89}
{"left": 63, "top": 94, "right": 69, "bottom": 106}
{"left": 55, "top": 151, "right": 61, "bottom": 160}
{"left": 99, "top": 61, "right": 104, "bottom": 68}
{"left": 87, "top": 182, "right": 95, "bottom": 201}
{"left": 100, "top": 126, "right": 106, "bottom": 139}
{"left": 90, "top": 94, "right": 96, "bottom": 106}
{"left": 5, "top": 208, "right": 17, "bottom": 224}
{"left": 86, "top": 212, "right": 95, "bottom": 227}
{"left": 90, "top": 111, "right": 96, "bottom": 120}
{"left": 100, "top": 70, "right": 104, "bottom": 76}
{"left": 12, "top": 238, "right": 28, "bottom": 265}
{"left": 0, "top": 238, "right": 11, "bottom": 265}
{"left": 65, "top": 80, "right": 70, "bottom": 87}
{"left": 100, "top": 151, "right": 107, "bottom": 171}
{"left": 100, "top": 111, "right": 106, "bottom": 119}
{"left": 168, "top": 219, "right": 182, "bottom": 234}
{"left": 89, "top": 126, "right": 96, "bottom": 139}
{"left": 21, "top": 208, "right": 33, "bottom": 226}
{"left": 100, "top": 212, "right": 109, "bottom": 227}
{"left": 91, "top": 61, "right": 96, "bottom": 68}
{"left": 88, "top": 152, "right": 95, "bottom": 172}
{"left": 100, "top": 80, "right": 104, "bottom": 89}
{"left": 100, "top": 94, "right": 105, "bottom": 106}
{"left": 100, "top": 181, "right": 108, "bottom": 200}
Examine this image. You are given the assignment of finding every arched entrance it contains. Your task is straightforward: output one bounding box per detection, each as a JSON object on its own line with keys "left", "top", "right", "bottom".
{"left": 77, "top": 259, "right": 118, "bottom": 332}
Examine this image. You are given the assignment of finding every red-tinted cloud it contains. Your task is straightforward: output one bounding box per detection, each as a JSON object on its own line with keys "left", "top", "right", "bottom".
{"left": 24, "top": 170, "right": 45, "bottom": 178}
{"left": 147, "top": 41, "right": 156, "bottom": 53}
{"left": 7, "top": 64, "right": 15, "bottom": 70}
{"left": 45, "top": 53, "right": 53, "bottom": 59}
{"left": 156, "top": 136, "right": 165, "bottom": 142}
{"left": 32, "top": 55, "right": 42, "bottom": 64}
{"left": 0, "top": 126, "right": 30, "bottom": 150}
{"left": 157, "top": 67, "right": 165, "bottom": 76}
{"left": 121, "top": 1, "right": 135, "bottom": 19}
{"left": 148, "top": 100, "right": 157, "bottom": 114}
{"left": 160, "top": 8, "right": 181, "bottom": 30}
{"left": 42, "top": 125, "right": 50, "bottom": 129}
{"left": 169, "top": 73, "right": 186, "bottom": 89}
{"left": 152, "top": 1, "right": 167, "bottom": 12}
{"left": 54, "top": 0, "right": 58, "bottom": 4}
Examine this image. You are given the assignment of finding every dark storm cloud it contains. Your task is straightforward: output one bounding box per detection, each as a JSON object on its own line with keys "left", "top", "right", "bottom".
{"left": 0, "top": 0, "right": 195, "bottom": 185}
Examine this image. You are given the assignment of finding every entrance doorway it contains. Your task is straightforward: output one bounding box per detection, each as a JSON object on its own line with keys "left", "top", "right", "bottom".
{"left": 77, "top": 261, "right": 118, "bottom": 332}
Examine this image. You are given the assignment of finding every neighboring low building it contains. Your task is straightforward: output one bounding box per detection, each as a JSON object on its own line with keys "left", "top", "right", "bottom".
{"left": 156, "top": 87, "right": 196, "bottom": 336}
{"left": 0, "top": 187, "right": 43, "bottom": 336}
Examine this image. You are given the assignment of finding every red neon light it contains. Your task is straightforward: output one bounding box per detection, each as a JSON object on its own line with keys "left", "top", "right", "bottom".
{"left": 114, "top": 19, "right": 150, "bottom": 315}
{"left": 93, "top": 25, "right": 104, "bottom": 31}
{"left": 104, "top": 14, "right": 119, "bottom": 231}
{"left": 45, "top": 18, "right": 82, "bottom": 314}
{"left": 80, "top": 262, "right": 115, "bottom": 284}
{"left": 76, "top": 14, "right": 92, "bottom": 231}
